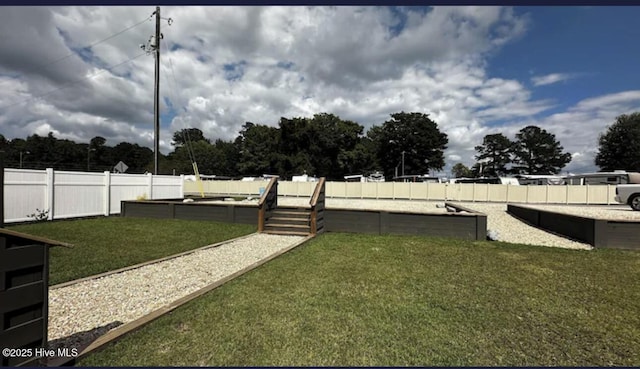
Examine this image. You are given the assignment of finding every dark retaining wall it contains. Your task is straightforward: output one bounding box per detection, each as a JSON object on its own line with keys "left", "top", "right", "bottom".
{"left": 122, "top": 200, "right": 487, "bottom": 241}
{"left": 507, "top": 204, "right": 640, "bottom": 250}
{"left": 323, "top": 209, "right": 485, "bottom": 240}
{"left": 0, "top": 230, "right": 50, "bottom": 367}
{"left": 121, "top": 201, "right": 258, "bottom": 225}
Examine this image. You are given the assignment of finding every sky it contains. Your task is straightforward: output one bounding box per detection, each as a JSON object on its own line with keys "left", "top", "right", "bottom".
{"left": 1, "top": 6, "right": 640, "bottom": 176}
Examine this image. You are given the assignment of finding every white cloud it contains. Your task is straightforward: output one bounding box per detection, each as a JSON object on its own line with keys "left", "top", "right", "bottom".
{"left": 531, "top": 73, "right": 573, "bottom": 87}
{"left": 0, "top": 6, "right": 634, "bottom": 177}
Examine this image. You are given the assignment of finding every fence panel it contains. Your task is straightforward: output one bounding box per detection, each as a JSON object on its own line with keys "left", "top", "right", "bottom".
{"left": 152, "top": 175, "right": 183, "bottom": 199}
{"left": 377, "top": 183, "right": 394, "bottom": 199}
{"left": 487, "top": 184, "right": 507, "bottom": 202}
{"left": 361, "top": 182, "right": 377, "bottom": 199}
{"left": 506, "top": 185, "right": 527, "bottom": 203}
{"left": 393, "top": 183, "right": 411, "bottom": 199}
{"left": 345, "top": 183, "right": 363, "bottom": 198}
{"left": 4, "top": 169, "right": 182, "bottom": 223}
{"left": 54, "top": 171, "right": 105, "bottom": 219}
{"left": 180, "top": 180, "right": 620, "bottom": 205}
{"left": 426, "top": 183, "right": 446, "bottom": 200}
{"left": 585, "top": 185, "right": 610, "bottom": 205}
{"left": 409, "top": 183, "right": 427, "bottom": 200}
{"left": 4, "top": 169, "right": 47, "bottom": 222}
{"left": 567, "top": 185, "right": 588, "bottom": 204}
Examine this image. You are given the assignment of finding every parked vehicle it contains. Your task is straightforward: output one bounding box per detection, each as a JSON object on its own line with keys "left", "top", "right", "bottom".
{"left": 564, "top": 171, "right": 639, "bottom": 185}
{"left": 615, "top": 183, "right": 640, "bottom": 211}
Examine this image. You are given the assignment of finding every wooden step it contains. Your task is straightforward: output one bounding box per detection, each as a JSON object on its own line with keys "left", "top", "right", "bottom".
{"left": 269, "top": 216, "right": 310, "bottom": 225}
{"left": 271, "top": 210, "right": 311, "bottom": 217}
{"left": 265, "top": 223, "right": 310, "bottom": 229}
{"left": 263, "top": 229, "right": 310, "bottom": 236}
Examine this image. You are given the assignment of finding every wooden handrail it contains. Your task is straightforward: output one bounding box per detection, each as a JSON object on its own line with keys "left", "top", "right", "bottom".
{"left": 309, "top": 178, "right": 326, "bottom": 235}
{"left": 258, "top": 177, "right": 278, "bottom": 208}
{"left": 309, "top": 177, "right": 326, "bottom": 208}
{"left": 258, "top": 177, "right": 278, "bottom": 233}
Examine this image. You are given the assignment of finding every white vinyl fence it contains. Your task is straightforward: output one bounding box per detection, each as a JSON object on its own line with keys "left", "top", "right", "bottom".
{"left": 4, "top": 169, "right": 184, "bottom": 223}
{"left": 185, "top": 180, "right": 617, "bottom": 205}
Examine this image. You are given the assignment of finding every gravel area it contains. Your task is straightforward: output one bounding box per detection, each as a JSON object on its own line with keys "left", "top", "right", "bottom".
{"left": 456, "top": 202, "right": 592, "bottom": 250}
{"left": 197, "top": 197, "right": 600, "bottom": 249}
{"left": 521, "top": 204, "right": 640, "bottom": 221}
{"left": 48, "top": 233, "right": 305, "bottom": 350}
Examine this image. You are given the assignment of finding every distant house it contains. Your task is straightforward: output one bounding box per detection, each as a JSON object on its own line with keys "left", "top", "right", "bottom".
{"left": 292, "top": 174, "right": 318, "bottom": 182}
{"left": 515, "top": 174, "right": 565, "bottom": 185}
{"left": 344, "top": 172, "right": 386, "bottom": 182}
{"left": 392, "top": 175, "right": 441, "bottom": 183}
{"left": 450, "top": 177, "right": 520, "bottom": 185}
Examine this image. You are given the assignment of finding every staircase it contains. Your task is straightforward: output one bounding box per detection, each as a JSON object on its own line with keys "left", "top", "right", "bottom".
{"left": 263, "top": 207, "right": 312, "bottom": 236}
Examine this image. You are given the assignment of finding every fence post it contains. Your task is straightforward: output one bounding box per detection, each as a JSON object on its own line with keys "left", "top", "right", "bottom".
{"left": 566, "top": 185, "right": 569, "bottom": 205}
{"left": 585, "top": 184, "right": 589, "bottom": 205}
{"left": 472, "top": 183, "right": 476, "bottom": 202}
{"left": 180, "top": 174, "right": 185, "bottom": 199}
{"left": 506, "top": 183, "right": 510, "bottom": 203}
{"left": 104, "top": 171, "right": 111, "bottom": 216}
{"left": 147, "top": 173, "right": 153, "bottom": 200}
{"left": 46, "top": 168, "right": 54, "bottom": 220}
{"left": 545, "top": 185, "right": 549, "bottom": 204}
{"left": 607, "top": 185, "right": 612, "bottom": 205}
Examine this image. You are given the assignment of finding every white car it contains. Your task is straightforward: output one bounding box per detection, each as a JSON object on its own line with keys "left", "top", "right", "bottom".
{"left": 615, "top": 184, "right": 640, "bottom": 211}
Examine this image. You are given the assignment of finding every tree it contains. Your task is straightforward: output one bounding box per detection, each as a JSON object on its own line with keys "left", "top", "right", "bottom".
{"left": 171, "top": 128, "right": 210, "bottom": 147}
{"left": 368, "top": 112, "right": 448, "bottom": 179}
{"left": 474, "top": 133, "right": 513, "bottom": 176}
{"left": 234, "top": 122, "right": 281, "bottom": 176}
{"left": 451, "top": 163, "right": 472, "bottom": 178}
{"left": 595, "top": 112, "right": 640, "bottom": 171}
{"left": 276, "top": 113, "right": 369, "bottom": 179}
{"left": 512, "top": 126, "right": 571, "bottom": 175}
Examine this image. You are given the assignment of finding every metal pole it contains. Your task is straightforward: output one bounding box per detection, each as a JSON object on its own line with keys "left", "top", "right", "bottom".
{"left": 87, "top": 147, "right": 90, "bottom": 172}
{"left": 153, "top": 6, "right": 161, "bottom": 175}
{"left": 20, "top": 151, "right": 23, "bottom": 169}
{"left": 401, "top": 151, "right": 405, "bottom": 177}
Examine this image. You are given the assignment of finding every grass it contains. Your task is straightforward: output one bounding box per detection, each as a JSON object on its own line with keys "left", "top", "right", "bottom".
{"left": 8, "top": 217, "right": 256, "bottom": 285}
{"left": 79, "top": 233, "right": 640, "bottom": 366}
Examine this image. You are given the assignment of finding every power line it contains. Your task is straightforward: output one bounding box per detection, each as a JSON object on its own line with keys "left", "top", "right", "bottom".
{"left": 4, "top": 51, "right": 148, "bottom": 109}
{"left": 34, "top": 14, "right": 153, "bottom": 74}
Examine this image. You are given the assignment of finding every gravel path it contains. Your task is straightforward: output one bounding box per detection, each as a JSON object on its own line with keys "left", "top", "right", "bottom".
{"left": 456, "top": 202, "right": 592, "bottom": 250}
{"left": 48, "top": 233, "right": 305, "bottom": 349}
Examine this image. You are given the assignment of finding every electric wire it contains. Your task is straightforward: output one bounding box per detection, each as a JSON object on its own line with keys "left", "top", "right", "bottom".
{"left": 4, "top": 51, "right": 147, "bottom": 109}
{"left": 0, "top": 13, "right": 152, "bottom": 93}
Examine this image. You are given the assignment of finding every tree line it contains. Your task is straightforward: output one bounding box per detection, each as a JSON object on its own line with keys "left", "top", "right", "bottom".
{"left": 451, "top": 112, "right": 640, "bottom": 178}
{"left": 1, "top": 111, "right": 638, "bottom": 179}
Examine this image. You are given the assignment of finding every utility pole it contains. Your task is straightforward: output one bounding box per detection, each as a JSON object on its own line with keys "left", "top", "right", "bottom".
{"left": 143, "top": 7, "right": 172, "bottom": 175}
{"left": 153, "top": 6, "right": 161, "bottom": 175}
{"left": 401, "top": 150, "right": 406, "bottom": 177}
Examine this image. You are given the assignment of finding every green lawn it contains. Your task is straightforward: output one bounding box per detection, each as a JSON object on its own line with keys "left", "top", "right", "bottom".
{"left": 9, "top": 217, "right": 256, "bottom": 285}
{"left": 79, "top": 233, "right": 640, "bottom": 367}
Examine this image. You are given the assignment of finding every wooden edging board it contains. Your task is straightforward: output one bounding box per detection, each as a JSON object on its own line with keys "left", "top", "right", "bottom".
{"left": 48, "top": 233, "right": 314, "bottom": 366}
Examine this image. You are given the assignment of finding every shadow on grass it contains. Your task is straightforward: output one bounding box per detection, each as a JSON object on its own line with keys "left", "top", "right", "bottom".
{"left": 46, "top": 321, "right": 123, "bottom": 366}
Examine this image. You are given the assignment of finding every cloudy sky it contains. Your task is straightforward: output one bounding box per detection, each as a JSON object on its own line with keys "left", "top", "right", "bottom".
{"left": 1, "top": 6, "right": 640, "bottom": 175}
